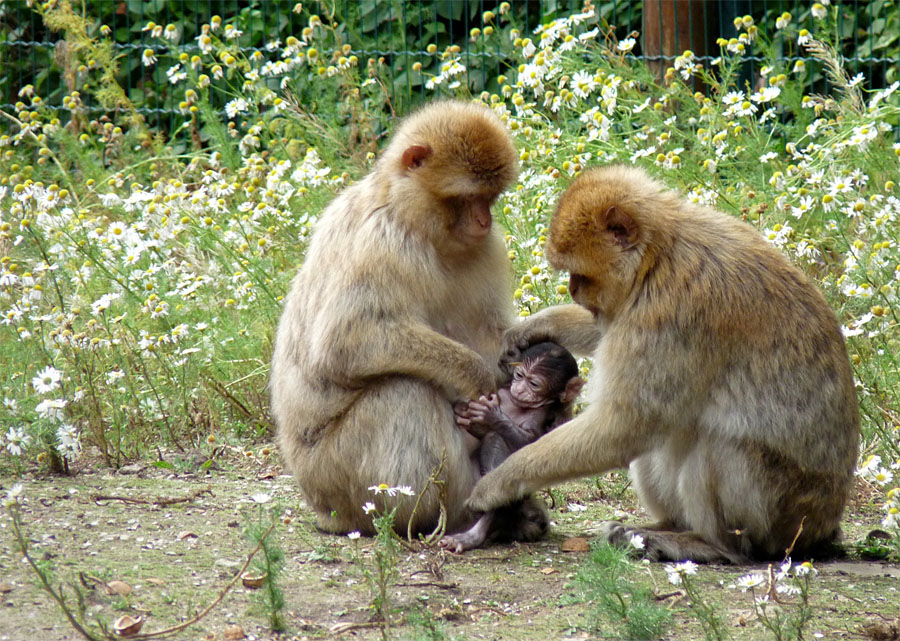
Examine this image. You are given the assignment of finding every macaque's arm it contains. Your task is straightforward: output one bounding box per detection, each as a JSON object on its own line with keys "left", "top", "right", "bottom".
{"left": 326, "top": 319, "right": 496, "bottom": 400}
{"left": 503, "top": 304, "right": 602, "bottom": 360}
{"left": 466, "top": 402, "right": 649, "bottom": 512}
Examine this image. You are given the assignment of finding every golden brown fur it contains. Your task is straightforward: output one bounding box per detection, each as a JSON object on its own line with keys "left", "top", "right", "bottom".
{"left": 469, "top": 165, "right": 859, "bottom": 562}
{"left": 270, "top": 100, "right": 520, "bottom": 535}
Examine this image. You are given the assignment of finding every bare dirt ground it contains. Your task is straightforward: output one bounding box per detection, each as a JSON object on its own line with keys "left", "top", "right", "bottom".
{"left": 1, "top": 452, "right": 899, "bottom": 641}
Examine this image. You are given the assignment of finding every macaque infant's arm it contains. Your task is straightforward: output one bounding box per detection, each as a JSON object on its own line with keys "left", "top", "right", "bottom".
{"left": 457, "top": 394, "right": 544, "bottom": 448}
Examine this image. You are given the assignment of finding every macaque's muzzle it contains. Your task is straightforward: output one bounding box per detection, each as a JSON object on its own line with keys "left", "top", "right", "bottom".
{"left": 473, "top": 197, "right": 492, "bottom": 231}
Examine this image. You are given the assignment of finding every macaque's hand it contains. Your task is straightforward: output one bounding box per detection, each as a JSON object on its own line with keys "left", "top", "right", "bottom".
{"left": 466, "top": 464, "right": 526, "bottom": 513}
{"left": 460, "top": 362, "right": 498, "bottom": 400}
{"left": 453, "top": 401, "right": 473, "bottom": 428}
{"left": 500, "top": 319, "right": 552, "bottom": 374}
{"left": 465, "top": 394, "right": 503, "bottom": 426}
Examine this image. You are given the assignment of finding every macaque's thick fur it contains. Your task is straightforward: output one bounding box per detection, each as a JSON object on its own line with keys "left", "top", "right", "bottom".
{"left": 271, "top": 101, "right": 521, "bottom": 535}
{"left": 470, "top": 165, "right": 860, "bottom": 562}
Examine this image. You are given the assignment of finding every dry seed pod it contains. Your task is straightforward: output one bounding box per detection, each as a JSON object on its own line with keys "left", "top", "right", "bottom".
{"left": 241, "top": 572, "right": 267, "bottom": 589}
{"left": 113, "top": 615, "right": 144, "bottom": 637}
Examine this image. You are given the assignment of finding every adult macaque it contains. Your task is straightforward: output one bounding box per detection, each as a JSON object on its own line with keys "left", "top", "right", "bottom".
{"left": 468, "top": 165, "right": 860, "bottom": 563}
{"left": 270, "top": 100, "right": 523, "bottom": 536}
{"left": 441, "top": 342, "right": 584, "bottom": 552}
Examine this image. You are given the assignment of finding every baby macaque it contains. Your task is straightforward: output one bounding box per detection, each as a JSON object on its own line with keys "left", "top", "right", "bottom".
{"left": 441, "top": 342, "right": 584, "bottom": 552}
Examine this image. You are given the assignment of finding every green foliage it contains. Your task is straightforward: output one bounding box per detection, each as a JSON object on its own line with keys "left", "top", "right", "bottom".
{"left": 574, "top": 542, "right": 671, "bottom": 640}
{"left": 244, "top": 499, "right": 287, "bottom": 633}
{"left": 667, "top": 563, "right": 730, "bottom": 641}
{"left": 855, "top": 528, "right": 900, "bottom": 562}
{"left": 3, "top": 1, "right": 897, "bottom": 131}
{"left": 734, "top": 561, "right": 818, "bottom": 641}
{"left": 351, "top": 485, "right": 416, "bottom": 640}
{"left": 403, "top": 607, "right": 454, "bottom": 641}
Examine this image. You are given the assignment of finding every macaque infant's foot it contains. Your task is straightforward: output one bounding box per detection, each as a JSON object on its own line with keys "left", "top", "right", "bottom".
{"left": 438, "top": 512, "right": 494, "bottom": 553}
{"left": 438, "top": 530, "right": 484, "bottom": 553}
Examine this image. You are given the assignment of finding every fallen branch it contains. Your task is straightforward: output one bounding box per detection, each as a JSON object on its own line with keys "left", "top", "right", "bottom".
{"left": 91, "top": 486, "right": 212, "bottom": 507}
{"left": 395, "top": 581, "right": 458, "bottom": 590}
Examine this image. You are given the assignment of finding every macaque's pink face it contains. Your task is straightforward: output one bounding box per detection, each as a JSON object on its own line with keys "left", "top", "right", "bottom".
{"left": 509, "top": 362, "right": 554, "bottom": 409}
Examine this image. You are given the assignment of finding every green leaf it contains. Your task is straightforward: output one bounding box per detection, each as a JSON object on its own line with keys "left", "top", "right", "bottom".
{"left": 874, "top": 31, "right": 898, "bottom": 51}
{"left": 435, "top": 0, "right": 464, "bottom": 22}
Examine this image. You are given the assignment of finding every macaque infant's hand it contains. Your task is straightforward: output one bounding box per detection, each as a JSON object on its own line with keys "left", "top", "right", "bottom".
{"left": 465, "top": 394, "right": 503, "bottom": 426}
{"left": 455, "top": 400, "right": 493, "bottom": 438}
{"left": 466, "top": 465, "right": 525, "bottom": 513}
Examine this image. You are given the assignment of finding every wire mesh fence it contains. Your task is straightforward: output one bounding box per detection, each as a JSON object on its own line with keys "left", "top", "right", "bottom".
{"left": 1, "top": 1, "right": 898, "bottom": 132}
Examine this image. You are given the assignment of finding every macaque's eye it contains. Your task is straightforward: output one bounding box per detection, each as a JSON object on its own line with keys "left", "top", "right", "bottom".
{"left": 513, "top": 370, "right": 523, "bottom": 380}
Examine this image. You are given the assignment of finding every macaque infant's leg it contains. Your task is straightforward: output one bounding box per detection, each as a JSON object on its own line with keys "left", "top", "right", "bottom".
{"left": 479, "top": 431, "right": 512, "bottom": 476}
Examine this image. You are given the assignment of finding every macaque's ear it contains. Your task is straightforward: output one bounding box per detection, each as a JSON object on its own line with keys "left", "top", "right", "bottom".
{"left": 560, "top": 376, "right": 585, "bottom": 404}
{"left": 603, "top": 206, "right": 638, "bottom": 249}
{"left": 401, "top": 144, "right": 433, "bottom": 170}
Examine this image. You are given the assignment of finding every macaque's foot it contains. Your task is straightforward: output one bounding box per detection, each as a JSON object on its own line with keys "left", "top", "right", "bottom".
{"left": 598, "top": 520, "right": 744, "bottom": 564}
{"left": 597, "top": 520, "right": 646, "bottom": 553}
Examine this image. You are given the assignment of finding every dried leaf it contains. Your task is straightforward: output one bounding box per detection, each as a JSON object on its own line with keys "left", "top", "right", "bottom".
{"left": 436, "top": 607, "right": 464, "bottom": 621}
{"left": 177, "top": 530, "right": 199, "bottom": 540}
{"left": 224, "top": 624, "right": 246, "bottom": 640}
{"left": 105, "top": 580, "right": 132, "bottom": 596}
{"left": 0, "top": 583, "right": 12, "bottom": 594}
{"left": 540, "top": 567, "right": 558, "bottom": 575}
{"left": 561, "top": 537, "right": 590, "bottom": 552}
{"left": 113, "top": 615, "right": 144, "bottom": 637}
{"left": 731, "top": 612, "right": 750, "bottom": 627}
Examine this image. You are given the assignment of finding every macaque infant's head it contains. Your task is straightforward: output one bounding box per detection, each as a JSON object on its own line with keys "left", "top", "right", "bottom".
{"left": 508, "top": 342, "right": 583, "bottom": 409}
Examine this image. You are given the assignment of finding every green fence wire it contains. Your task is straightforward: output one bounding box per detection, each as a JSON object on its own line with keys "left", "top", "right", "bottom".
{"left": 1, "top": 1, "right": 898, "bottom": 132}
